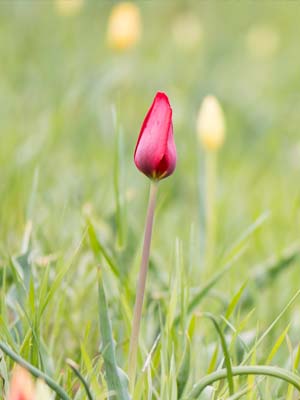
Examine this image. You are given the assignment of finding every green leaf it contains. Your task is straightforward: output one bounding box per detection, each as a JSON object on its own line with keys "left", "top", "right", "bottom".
{"left": 293, "top": 344, "right": 300, "bottom": 370}
{"left": 207, "top": 344, "right": 219, "bottom": 374}
{"left": 97, "top": 267, "right": 130, "bottom": 400}
{"left": 266, "top": 325, "right": 290, "bottom": 364}
{"left": 87, "top": 219, "right": 119, "bottom": 278}
{"left": 202, "top": 312, "right": 234, "bottom": 396}
{"left": 225, "top": 281, "right": 248, "bottom": 321}
{"left": 0, "top": 350, "right": 8, "bottom": 397}
{"left": 66, "top": 358, "right": 94, "bottom": 400}
{"left": 177, "top": 335, "right": 191, "bottom": 399}
{"left": 0, "top": 341, "right": 70, "bottom": 400}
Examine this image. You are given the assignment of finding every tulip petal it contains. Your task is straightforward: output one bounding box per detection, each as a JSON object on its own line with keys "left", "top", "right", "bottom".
{"left": 134, "top": 92, "right": 176, "bottom": 180}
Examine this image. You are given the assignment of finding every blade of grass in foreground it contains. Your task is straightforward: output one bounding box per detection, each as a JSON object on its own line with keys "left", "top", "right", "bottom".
{"left": 66, "top": 358, "right": 94, "bottom": 400}
{"left": 176, "top": 334, "right": 191, "bottom": 399}
{"left": 201, "top": 312, "right": 234, "bottom": 396}
{"left": 0, "top": 341, "right": 70, "bottom": 400}
{"left": 184, "top": 365, "right": 300, "bottom": 398}
{"left": 97, "top": 266, "right": 130, "bottom": 400}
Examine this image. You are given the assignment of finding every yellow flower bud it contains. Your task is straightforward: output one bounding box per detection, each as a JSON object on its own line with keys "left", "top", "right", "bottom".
{"left": 197, "top": 95, "right": 226, "bottom": 151}
{"left": 107, "top": 2, "right": 141, "bottom": 51}
{"left": 54, "top": 0, "right": 84, "bottom": 17}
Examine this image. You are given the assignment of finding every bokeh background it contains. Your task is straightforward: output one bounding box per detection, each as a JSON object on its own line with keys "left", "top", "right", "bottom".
{"left": 1, "top": 0, "right": 300, "bottom": 397}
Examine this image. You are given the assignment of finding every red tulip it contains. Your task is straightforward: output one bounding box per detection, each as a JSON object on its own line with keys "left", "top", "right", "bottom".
{"left": 134, "top": 92, "right": 177, "bottom": 180}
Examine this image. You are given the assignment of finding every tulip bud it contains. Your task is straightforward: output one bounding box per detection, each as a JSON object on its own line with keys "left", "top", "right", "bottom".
{"left": 54, "top": 0, "right": 84, "bottom": 16}
{"left": 107, "top": 2, "right": 141, "bottom": 51}
{"left": 8, "top": 366, "right": 35, "bottom": 400}
{"left": 134, "top": 92, "right": 177, "bottom": 180}
{"left": 197, "top": 96, "right": 226, "bottom": 151}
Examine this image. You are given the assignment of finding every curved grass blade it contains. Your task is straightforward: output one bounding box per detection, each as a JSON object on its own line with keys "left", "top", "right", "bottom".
{"left": 0, "top": 341, "right": 70, "bottom": 400}
{"left": 184, "top": 365, "right": 300, "bottom": 399}
{"left": 66, "top": 358, "right": 94, "bottom": 400}
{"left": 202, "top": 312, "right": 234, "bottom": 395}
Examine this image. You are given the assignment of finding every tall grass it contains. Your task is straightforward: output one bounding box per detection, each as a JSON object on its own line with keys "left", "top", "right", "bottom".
{"left": 1, "top": 1, "right": 300, "bottom": 399}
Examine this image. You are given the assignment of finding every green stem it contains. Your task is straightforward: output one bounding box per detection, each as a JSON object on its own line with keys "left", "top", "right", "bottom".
{"left": 0, "top": 341, "right": 70, "bottom": 400}
{"left": 205, "top": 151, "right": 217, "bottom": 275}
{"left": 66, "top": 359, "right": 94, "bottom": 400}
{"left": 128, "top": 181, "right": 158, "bottom": 392}
{"left": 185, "top": 365, "right": 300, "bottom": 398}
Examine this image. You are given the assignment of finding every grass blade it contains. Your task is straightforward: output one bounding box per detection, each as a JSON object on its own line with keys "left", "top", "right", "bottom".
{"left": 242, "top": 288, "right": 300, "bottom": 365}
{"left": 202, "top": 312, "right": 234, "bottom": 395}
{"left": 177, "top": 335, "right": 191, "bottom": 399}
{"left": 0, "top": 341, "right": 70, "bottom": 400}
{"left": 97, "top": 267, "right": 130, "bottom": 400}
{"left": 66, "top": 358, "right": 94, "bottom": 400}
{"left": 184, "top": 365, "right": 300, "bottom": 398}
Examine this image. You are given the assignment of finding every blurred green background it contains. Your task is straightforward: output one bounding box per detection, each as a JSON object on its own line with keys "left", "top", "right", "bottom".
{"left": 1, "top": 0, "right": 300, "bottom": 396}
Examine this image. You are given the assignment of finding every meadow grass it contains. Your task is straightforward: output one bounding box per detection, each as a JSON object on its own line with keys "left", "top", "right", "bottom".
{"left": 1, "top": 1, "right": 300, "bottom": 399}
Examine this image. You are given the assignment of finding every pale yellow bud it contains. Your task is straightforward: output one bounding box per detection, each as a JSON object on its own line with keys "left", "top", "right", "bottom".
{"left": 54, "top": 0, "right": 84, "bottom": 17}
{"left": 197, "top": 96, "right": 226, "bottom": 151}
{"left": 107, "top": 2, "right": 141, "bottom": 51}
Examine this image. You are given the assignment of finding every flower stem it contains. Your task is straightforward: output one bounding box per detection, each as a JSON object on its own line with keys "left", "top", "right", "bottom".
{"left": 128, "top": 181, "right": 158, "bottom": 392}
{"left": 205, "top": 151, "right": 217, "bottom": 276}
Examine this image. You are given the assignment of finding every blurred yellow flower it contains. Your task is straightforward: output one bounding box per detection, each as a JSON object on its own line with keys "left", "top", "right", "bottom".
{"left": 246, "top": 25, "right": 280, "bottom": 58}
{"left": 107, "top": 2, "right": 141, "bottom": 50}
{"left": 172, "top": 13, "right": 202, "bottom": 51}
{"left": 197, "top": 96, "right": 226, "bottom": 151}
{"left": 54, "top": 0, "right": 84, "bottom": 17}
